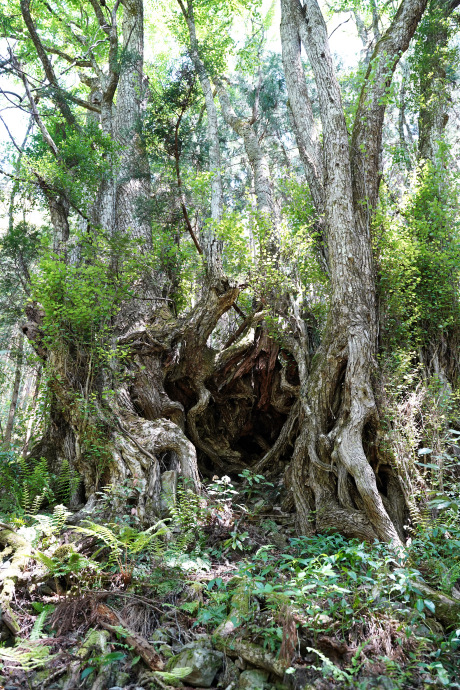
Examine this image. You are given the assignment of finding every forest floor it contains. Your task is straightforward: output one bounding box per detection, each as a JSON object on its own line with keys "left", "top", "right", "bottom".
{"left": 0, "top": 473, "right": 459, "bottom": 690}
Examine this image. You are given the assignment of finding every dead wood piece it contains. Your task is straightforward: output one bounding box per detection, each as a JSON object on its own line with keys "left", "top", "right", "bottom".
{"left": 213, "top": 634, "right": 288, "bottom": 677}
{"left": 0, "top": 528, "right": 32, "bottom": 634}
{"left": 96, "top": 602, "right": 164, "bottom": 670}
{"left": 415, "top": 581, "right": 460, "bottom": 628}
{"left": 39, "top": 665, "right": 68, "bottom": 690}
{"left": 2, "top": 609, "right": 20, "bottom": 636}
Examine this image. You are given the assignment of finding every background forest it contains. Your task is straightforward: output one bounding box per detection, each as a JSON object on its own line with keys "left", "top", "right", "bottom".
{"left": 0, "top": 0, "right": 460, "bottom": 688}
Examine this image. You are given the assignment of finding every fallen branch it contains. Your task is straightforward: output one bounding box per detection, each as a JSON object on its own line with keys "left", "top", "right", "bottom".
{"left": 213, "top": 634, "right": 288, "bottom": 677}
{"left": 415, "top": 581, "right": 460, "bottom": 628}
{"left": 96, "top": 603, "right": 164, "bottom": 670}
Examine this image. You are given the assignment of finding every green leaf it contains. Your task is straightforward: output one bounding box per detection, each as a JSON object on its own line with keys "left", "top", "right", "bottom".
{"left": 424, "top": 599, "right": 435, "bottom": 614}
{"left": 416, "top": 599, "right": 425, "bottom": 612}
{"left": 102, "top": 651, "right": 126, "bottom": 665}
{"left": 81, "top": 667, "right": 95, "bottom": 680}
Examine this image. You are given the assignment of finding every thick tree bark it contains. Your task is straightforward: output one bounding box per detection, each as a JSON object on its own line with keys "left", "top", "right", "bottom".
{"left": 2, "top": 331, "right": 24, "bottom": 448}
{"left": 280, "top": 0, "right": 328, "bottom": 269}
{"left": 280, "top": 0, "right": 323, "bottom": 217}
{"left": 284, "top": 0, "right": 428, "bottom": 543}
{"left": 112, "top": 0, "right": 152, "bottom": 249}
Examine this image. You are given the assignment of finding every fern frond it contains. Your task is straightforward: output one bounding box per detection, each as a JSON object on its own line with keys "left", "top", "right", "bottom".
{"left": 0, "top": 644, "right": 55, "bottom": 670}
{"left": 71, "top": 521, "right": 122, "bottom": 563}
{"left": 34, "top": 551, "right": 56, "bottom": 571}
{"left": 30, "top": 606, "right": 53, "bottom": 640}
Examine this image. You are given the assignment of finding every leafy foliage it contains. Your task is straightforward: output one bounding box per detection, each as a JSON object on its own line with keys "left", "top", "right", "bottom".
{"left": 379, "top": 158, "right": 460, "bottom": 350}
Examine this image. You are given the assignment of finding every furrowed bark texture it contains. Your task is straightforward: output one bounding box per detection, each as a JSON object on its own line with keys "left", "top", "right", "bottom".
{"left": 177, "top": 0, "right": 224, "bottom": 279}
{"left": 217, "top": 82, "right": 277, "bottom": 238}
{"left": 2, "top": 330, "right": 24, "bottom": 448}
{"left": 283, "top": 0, "right": 428, "bottom": 543}
{"left": 280, "top": 0, "right": 323, "bottom": 217}
{"left": 280, "top": 0, "right": 328, "bottom": 269}
{"left": 113, "top": 0, "right": 152, "bottom": 249}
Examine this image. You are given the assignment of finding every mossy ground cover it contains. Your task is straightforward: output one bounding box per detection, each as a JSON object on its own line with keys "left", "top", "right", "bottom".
{"left": 0, "top": 472, "right": 459, "bottom": 689}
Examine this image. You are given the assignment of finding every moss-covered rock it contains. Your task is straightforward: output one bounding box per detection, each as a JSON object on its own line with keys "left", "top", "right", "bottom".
{"left": 166, "top": 639, "right": 224, "bottom": 687}
{"left": 238, "top": 669, "right": 269, "bottom": 689}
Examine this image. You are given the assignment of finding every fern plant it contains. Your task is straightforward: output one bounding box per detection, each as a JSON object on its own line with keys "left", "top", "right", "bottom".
{"left": 165, "top": 481, "right": 205, "bottom": 556}
{"left": 20, "top": 456, "right": 54, "bottom": 515}
{"left": 0, "top": 643, "right": 56, "bottom": 671}
{"left": 71, "top": 520, "right": 167, "bottom": 581}
{"left": 34, "top": 545, "right": 101, "bottom": 593}
{"left": 154, "top": 666, "right": 193, "bottom": 683}
{"left": 30, "top": 604, "right": 55, "bottom": 640}
{"left": 55, "top": 458, "right": 80, "bottom": 503}
{"left": 32, "top": 504, "right": 72, "bottom": 540}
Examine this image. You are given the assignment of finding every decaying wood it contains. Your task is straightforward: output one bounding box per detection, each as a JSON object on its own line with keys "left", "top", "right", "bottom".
{"left": 214, "top": 634, "right": 288, "bottom": 677}
{"left": 0, "top": 527, "right": 31, "bottom": 634}
{"left": 415, "top": 581, "right": 460, "bottom": 629}
{"left": 96, "top": 602, "right": 164, "bottom": 670}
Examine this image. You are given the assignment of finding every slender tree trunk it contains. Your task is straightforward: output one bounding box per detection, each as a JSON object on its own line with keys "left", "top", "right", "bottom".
{"left": 22, "top": 366, "right": 42, "bottom": 458}
{"left": 417, "top": 1, "right": 458, "bottom": 162}
{"left": 415, "top": 0, "right": 460, "bottom": 383}
{"left": 217, "top": 84, "right": 275, "bottom": 222}
{"left": 3, "top": 331, "right": 24, "bottom": 449}
{"left": 398, "top": 61, "right": 413, "bottom": 166}
{"left": 177, "top": 0, "right": 224, "bottom": 280}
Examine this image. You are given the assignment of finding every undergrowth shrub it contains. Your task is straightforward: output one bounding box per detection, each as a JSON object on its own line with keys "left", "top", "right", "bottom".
{"left": 0, "top": 451, "right": 54, "bottom": 518}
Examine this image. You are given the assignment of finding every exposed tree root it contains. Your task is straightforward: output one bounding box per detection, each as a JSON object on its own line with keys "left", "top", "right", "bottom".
{"left": 253, "top": 400, "right": 299, "bottom": 474}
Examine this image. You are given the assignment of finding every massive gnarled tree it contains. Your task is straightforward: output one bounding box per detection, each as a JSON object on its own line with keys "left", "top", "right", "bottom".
{"left": 1, "top": 0, "right": 440, "bottom": 542}
{"left": 280, "top": 0, "right": 428, "bottom": 543}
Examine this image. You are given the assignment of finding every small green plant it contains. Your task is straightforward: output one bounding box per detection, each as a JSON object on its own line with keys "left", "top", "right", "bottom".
{"left": 223, "top": 528, "right": 250, "bottom": 552}
{"left": 238, "top": 469, "right": 274, "bottom": 501}
{"left": 307, "top": 644, "right": 366, "bottom": 684}
{"left": 30, "top": 603, "right": 55, "bottom": 640}
{"left": 71, "top": 519, "right": 167, "bottom": 582}
{"left": 166, "top": 478, "right": 206, "bottom": 555}
{"left": 34, "top": 544, "right": 101, "bottom": 593}
{"left": 0, "top": 452, "right": 54, "bottom": 517}
{"left": 32, "top": 504, "right": 72, "bottom": 542}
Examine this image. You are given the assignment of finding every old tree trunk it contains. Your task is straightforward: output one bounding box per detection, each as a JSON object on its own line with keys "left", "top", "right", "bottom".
{"left": 17, "top": 0, "right": 431, "bottom": 541}
{"left": 281, "top": 0, "right": 428, "bottom": 543}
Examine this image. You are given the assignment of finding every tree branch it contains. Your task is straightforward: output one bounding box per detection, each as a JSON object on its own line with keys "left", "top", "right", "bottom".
{"left": 280, "top": 0, "right": 324, "bottom": 218}
{"left": 20, "top": 0, "right": 76, "bottom": 126}
{"left": 351, "top": 0, "right": 428, "bottom": 213}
